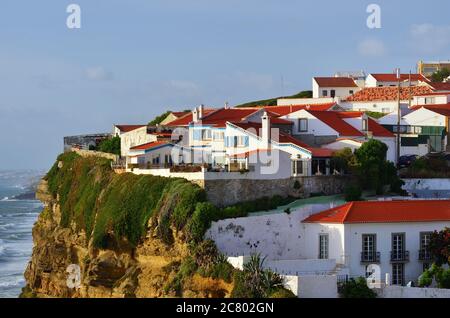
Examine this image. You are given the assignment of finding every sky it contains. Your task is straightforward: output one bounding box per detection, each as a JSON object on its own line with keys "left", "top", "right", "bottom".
{"left": 1, "top": 0, "right": 450, "bottom": 170}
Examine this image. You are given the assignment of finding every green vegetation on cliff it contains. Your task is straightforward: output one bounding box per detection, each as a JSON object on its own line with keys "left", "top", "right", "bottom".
{"left": 45, "top": 152, "right": 207, "bottom": 248}
{"left": 44, "top": 152, "right": 296, "bottom": 298}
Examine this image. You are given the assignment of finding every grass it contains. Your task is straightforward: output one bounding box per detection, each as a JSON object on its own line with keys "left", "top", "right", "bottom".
{"left": 235, "top": 90, "right": 312, "bottom": 108}
{"left": 45, "top": 152, "right": 207, "bottom": 248}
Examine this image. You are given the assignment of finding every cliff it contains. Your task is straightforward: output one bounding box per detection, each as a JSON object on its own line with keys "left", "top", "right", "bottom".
{"left": 22, "top": 152, "right": 234, "bottom": 298}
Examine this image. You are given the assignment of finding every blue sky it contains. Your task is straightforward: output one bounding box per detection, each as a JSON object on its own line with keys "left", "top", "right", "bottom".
{"left": 1, "top": 0, "right": 450, "bottom": 169}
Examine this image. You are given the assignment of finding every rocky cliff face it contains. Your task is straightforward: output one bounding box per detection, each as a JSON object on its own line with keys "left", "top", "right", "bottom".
{"left": 23, "top": 178, "right": 232, "bottom": 298}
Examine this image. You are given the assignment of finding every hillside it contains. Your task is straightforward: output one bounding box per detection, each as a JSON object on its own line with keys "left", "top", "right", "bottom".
{"left": 235, "top": 90, "right": 312, "bottom": 108}
{"left": 22, "top": 152, "right": 294, "bottom": 298}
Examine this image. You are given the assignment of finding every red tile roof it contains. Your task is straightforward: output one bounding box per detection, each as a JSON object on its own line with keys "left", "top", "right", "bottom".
{"left": 164, "top": 109, "right": 216, "bottom": 126}
{"left": 262, "top": 103, "right": 337, "bottom": 116}
{"left": 314, "top": 77, "right": 358, "bottom": 88}
{"left": 200, "top": 108, "right": 260, "bottom": 127}
{"left": 115, "top": 125, "right": 146, "bottom": 133}
{"left": 345, "top": 86, "right": 434, "bottom": 102}
{"left": 230, "top": 122, "right": 333, "bottom": 157}
{"left": 307, "top": 111, "right": 364, "bottom": 137}
{"left": 370, "top": 73, "right": 427, "bottom": 82}
{"left": 425, "top": 82, "right": 450, "bottom": 91}
{"left": 367, "top": 118, "right": 395, "bottom": 137}
{"left": 129, "top": 141, "right": 169, "bottom": 151}
{"left": 302, "top": 200, "right": 450, "bottom": 224}
{"left": 410, "top": 103, "right": 450, "bottom": 114}
{"left": 171, "top": 111, "right": 190, "bottom": 118}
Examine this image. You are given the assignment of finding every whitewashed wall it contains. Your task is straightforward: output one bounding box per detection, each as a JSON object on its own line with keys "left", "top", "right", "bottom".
{"left": 377, "top": 285, "right": 450, "bottom": 298}
{"left": 206, "top": 203, "right": 343, "bottom": 260}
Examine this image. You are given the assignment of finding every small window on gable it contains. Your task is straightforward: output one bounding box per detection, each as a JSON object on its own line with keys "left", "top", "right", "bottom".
{"left": 298, "top": 118, "right": 308, "bottom": 132}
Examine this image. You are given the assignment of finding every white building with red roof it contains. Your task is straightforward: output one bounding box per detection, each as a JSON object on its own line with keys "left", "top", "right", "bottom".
{"left": 279, "top": 109, "right": 396, "bottom": 162}
{"left": 312, "top": 77, "right": 361, "bottom": 99}
{"left": 302, "top": 200, "right": 450, "bottom": 286}
{"left": 365, "top": 73, "right": 428, "bottom": 88}
{"left": 208, "top": 199, "right": 450, "bottom": 287}
{"left": 113, "top": 124, "right": 157, "bottom": 157}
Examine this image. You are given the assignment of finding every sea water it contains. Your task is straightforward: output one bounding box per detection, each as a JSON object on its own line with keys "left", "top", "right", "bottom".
{"left": 0, "top": 171, "right": 43, "bottom": 298}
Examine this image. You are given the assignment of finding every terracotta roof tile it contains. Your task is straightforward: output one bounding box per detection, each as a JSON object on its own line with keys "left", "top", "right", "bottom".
{"left": 302, "top": 200, "right": 450, "bottom": 224}
{"left": 115, "top": 125, "right": 146, "bottom": 133}
{"left": 345, "top": 86, "right": 434, "bottom": 102}
{"left": 314, "top": 77, "right": 358, "bottom": 87}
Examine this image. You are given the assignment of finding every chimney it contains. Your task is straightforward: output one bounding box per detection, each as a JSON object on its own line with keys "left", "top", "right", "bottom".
{"left": 192, "top": 107, "right": 199, "bottom": 123}
{"left": 198, "top": 104, "right": 204, "bottom": 119}
{"left": 261, "top": 111, "right": 270, "bottom": 147}
{"left": 224, "top": 101, "right": 229, "bottom": 109}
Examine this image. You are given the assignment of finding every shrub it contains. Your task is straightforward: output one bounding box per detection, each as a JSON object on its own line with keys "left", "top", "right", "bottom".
{"left": 187, "top": 202, "right": 220, "bottom": 242}
{"left": 339, "top": 277, "right": 377, "bottom": 298}
{"left": 344, "top": 185, "right": 362, "bottom": 201}
{"left": 418, "top": 269, "right": 433, "bottom": 287}
{"left": 98, "top": 136, "right": 121, "bottom": 155}
{"left": 231, "top": 254, "right": 284, "bottom": 298}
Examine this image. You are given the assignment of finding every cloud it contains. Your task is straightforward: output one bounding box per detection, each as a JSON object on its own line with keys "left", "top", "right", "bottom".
{"left": 357, "top": 38, "right": 387, "bottom": 57}
{"left": 410, "top": 23, "right": 450, "bottom": 54}
{"left": 84, "top": 66, "right": 114, "bottom": 81}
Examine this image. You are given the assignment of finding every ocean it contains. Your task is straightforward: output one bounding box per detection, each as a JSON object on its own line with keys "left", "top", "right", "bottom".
{"left": 0, "top": 170, "right": 44, "bottom": 298}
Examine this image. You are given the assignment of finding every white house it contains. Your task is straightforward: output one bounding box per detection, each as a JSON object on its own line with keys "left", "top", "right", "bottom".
{"left": 113, "top": 125, "right": 157, "bottom": 157}
{"left": 280, "top": 109, "right": 396, "bottom": 162}
{"left": 302, "top": 200, "right": 450, "bottom": 286}
{"left": 209, "top": 200, "right": 450, "bottom": 287}
{"left": 365, "top": 73, "right": 428, "bottom": 88}
{"left": 379, "top": 105, "right": 450, "bottom": 156}
{"left": 312, "top": 77, "right": 360, "bottom": 99}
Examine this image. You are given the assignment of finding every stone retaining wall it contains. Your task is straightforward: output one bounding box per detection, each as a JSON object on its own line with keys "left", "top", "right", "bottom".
{"left": 204, "top": 175, "right": 352, "bottom": 206}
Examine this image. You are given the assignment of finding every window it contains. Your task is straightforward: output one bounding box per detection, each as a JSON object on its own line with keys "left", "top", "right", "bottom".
{"left": 330, "top": 90, "right": 336, "bottom": 98}
{"left": 362, "top": 234, "right": 376, "bottom": 262}
{"left": 362, "top": 119, "right": 368, "bottom": 131}
{"left": 322, "top": 90, "right": 328, "bottom": 97}
{"left": 391, "top": 233, "right": 405, "bottom": 261}
{"left": 292, "top": 160, "right": 303, "bottom": 176}
{"left": 420, "top": 232, "right": 432, "bottom": 261}
{"left": 319, "top": 234, "right": 329, "bottom": 259}
{"left": 425, "top": 97, "right": 435, "bottom": 105}
{"left": 392, "top": 263, "right": 404, "bottom": 285}
{"left": 298, "top": 118, "right": 308, "bottom": 132}
{"left": 201, "top": 129, "right": 212, "bottom": 140}
{"left": 213, "top": 131, "right": 224, "bottom": 141}
{"left": 236, "top": 136, "right": 247, "bottom": 147}
{"left": 349, "top": 90, "right": 354, "bottom": 95}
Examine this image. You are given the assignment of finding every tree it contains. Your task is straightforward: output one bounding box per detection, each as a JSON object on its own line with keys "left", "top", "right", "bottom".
{"left": 429, "top": 227, "right": 450, "bottom": 266}
{"left": 431, "top": 68, "right": 450, "bottom": 83}
{"left": 149, "top": 110, "right": 172, "bottom": 126}
{"left": 98, "top": 136, "right": 121, "bottom": 155}
{"left": 331, "top": 147, "right": 357, "bottom": 174}
{"left": 354, "top": 139, "right": 388, "bottom": 194}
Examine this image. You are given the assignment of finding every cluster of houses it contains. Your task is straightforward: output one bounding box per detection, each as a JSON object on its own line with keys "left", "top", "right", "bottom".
{"left": 65, "top": 65, "right": 450, "bottom": 294}
{"left": 110, "top": 70, "right": 450, "bottom": 179}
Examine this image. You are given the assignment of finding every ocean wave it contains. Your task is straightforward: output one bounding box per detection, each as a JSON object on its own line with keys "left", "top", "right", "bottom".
{"left": 1, "top": 197, "right": 9, "bottom": 201}
{"left": 0, "top": 239, "right": 4, "bottom": 256}
{"left": 0, "top": 276, "right": 25, "bottom": 288}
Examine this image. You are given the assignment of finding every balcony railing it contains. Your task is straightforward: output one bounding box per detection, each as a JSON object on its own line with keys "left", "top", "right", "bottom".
{"left": 360, "top": 251, "right": 380, "bottom": 263}
{"left": 418, "top": 249, "right": 432, "bottom": 261}
{"left": 390, "top": 250, "right": 410, "bottom": 262}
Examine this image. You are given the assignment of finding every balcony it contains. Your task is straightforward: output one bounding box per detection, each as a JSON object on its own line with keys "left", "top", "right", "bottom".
{"left": 390, "top": 250, "right": 410, "bottom": 262}
{"left": 418, "top": 249, "right": 432, "bottom": 261}
{"left": 360, "top": 251, "right": 380, "bottom": 263}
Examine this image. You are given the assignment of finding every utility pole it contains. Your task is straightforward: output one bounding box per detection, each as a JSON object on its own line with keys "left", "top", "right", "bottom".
{"left": 396, "top": 68, "right": 401, "bottom": 164}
